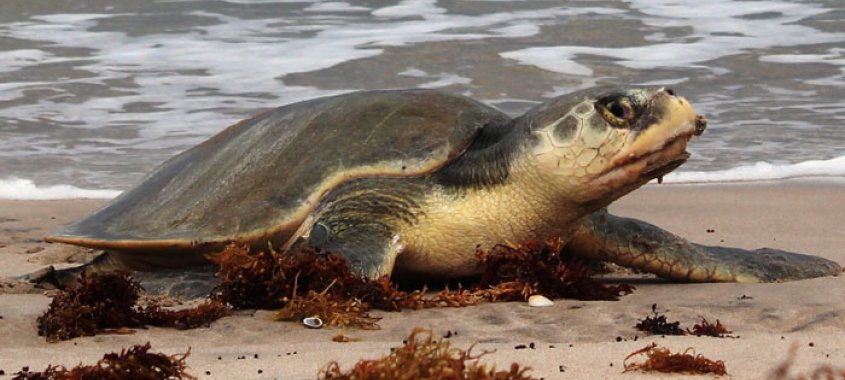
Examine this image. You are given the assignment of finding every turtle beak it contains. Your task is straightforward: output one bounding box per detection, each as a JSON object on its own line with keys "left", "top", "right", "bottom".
{"left": 635, "top": 89, "right": 706, "bottom": 183}
{"left": 593, "top": 88, "right": 704, "bottom": 190}
{"left": 694, "top": 114, "right": 707, "bottom": 136}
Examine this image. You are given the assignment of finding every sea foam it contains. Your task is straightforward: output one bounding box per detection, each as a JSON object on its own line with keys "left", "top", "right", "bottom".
{"left": 500, "top": 0, "right": 844, "bottom": 76}
{"left": 0, "top": 177, "right": 122, "bottom": 200}
{"left": 662, "top": 155, "right": 845, "bottom": 184}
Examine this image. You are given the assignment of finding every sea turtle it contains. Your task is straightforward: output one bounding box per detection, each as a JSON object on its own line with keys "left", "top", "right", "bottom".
{"left": 42, "top": 87, "right": 841, "bottom": 287}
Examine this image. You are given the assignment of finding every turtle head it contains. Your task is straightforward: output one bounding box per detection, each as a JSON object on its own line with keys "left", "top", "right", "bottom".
{"left": 526, "top": 86, "right": 706, "bottom": 205}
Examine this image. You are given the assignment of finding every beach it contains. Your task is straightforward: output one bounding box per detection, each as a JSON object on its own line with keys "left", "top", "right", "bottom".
{"left": 1, "top": 1, "right": 844, "bottom": 378}
{"left": 1, "top": 182, "right": 843, "bottom": 379}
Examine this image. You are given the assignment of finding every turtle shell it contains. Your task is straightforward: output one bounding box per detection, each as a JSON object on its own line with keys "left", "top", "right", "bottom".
{"left": 47, "top": 89, "right": 510, "bottom": 253}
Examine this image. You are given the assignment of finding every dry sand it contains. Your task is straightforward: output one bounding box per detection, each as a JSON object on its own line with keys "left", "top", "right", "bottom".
{"left": 1, "top": 181, "right": 843, "bottom": 379}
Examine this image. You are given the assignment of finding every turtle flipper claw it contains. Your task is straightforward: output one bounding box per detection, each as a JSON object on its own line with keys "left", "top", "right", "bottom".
{"left": 702, "top": 246, "right": 842, "bottom": 283}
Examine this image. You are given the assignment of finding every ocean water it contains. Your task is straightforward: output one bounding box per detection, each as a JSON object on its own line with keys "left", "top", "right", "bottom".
{"left": 0, "top": 0, "right": 843, "bottom": 199}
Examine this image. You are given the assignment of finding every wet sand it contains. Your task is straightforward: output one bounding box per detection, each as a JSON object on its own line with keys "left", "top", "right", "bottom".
{"left": 1, "top": 182, "right": 843, "bottom": 379}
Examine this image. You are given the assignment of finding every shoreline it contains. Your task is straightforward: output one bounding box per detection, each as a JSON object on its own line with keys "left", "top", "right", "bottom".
{"left": 1, "top": 182, "right": 843, "bottom": 379}
{"left": 656, "top": 176, "right": 845, "bottom": 188}
{"left": 2, "top": 175, "right": 844, "bottom": 202}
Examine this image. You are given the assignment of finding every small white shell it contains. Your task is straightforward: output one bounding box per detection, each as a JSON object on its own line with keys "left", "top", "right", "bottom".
{"left": 302, "top": 316, "right": 324, "bottom": 329}
{"left": 528, "top": 295, "right": 554, "bottom": 307}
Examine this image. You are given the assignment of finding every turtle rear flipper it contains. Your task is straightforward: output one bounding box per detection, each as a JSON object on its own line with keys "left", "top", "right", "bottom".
{"left": 568, "top": 209, "right": 842, "bottom": 283}
{"left": 25, "top": 252, "right": 123, "bottom": 290}
{"left": 27, "top": 252, "right": 218, "bottom": 298}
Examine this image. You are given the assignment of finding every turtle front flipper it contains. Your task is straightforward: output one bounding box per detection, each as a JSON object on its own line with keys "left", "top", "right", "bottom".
{"left": 300, "top": 219, "right": 399, "bottom": 280}
{"left": 567, "top": 209, "right": 842, "bottom": 283}
{"left": 290, "top": 177, "right": 425, "bottom": 279}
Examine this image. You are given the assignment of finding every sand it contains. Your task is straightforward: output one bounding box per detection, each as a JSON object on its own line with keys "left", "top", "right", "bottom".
{"left": 1, "top": 182, "right": 843, "bottom": 379}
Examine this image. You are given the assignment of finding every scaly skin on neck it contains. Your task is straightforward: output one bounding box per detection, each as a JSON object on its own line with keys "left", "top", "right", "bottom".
{"left": 396, "top": 152, "right": 585, "bottom": 277}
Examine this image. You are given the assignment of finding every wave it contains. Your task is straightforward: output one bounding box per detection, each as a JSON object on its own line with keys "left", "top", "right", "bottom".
{"left": 663, "top": 156, "right": 845, "bottom": 184}
{"left": 0, "top": 177, "right": 122, "bottom": 200}
{"left": 500, "top": 0, "right": 841, "bottom": 76}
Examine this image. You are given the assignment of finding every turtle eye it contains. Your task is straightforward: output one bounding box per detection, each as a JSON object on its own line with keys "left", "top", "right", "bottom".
{"left": 597, "top": 97, "right": 636, "bottom": 127}
{"left": 609, "top": 100, "right": 633, "bottom": 119}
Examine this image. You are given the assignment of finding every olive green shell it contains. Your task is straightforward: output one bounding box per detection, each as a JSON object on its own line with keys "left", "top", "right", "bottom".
{"left": 47, "top": 89, "right": 510, "bottom": 251}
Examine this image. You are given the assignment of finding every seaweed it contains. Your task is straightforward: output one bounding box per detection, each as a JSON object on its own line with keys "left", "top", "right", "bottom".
{"left": 212, "top": 245, "right": 396, "bottom": 310}
{"left": 12, "top": 343, "right": 194, "bottom": 380}
{"left": 634, "top": 304, "right": 685, "bottom": 336}
{"left": 212, "top": 246, "right": 295, "bottom": 309}
{"left": 37, "top": 272, "right": 229, "bottom": 342}
{"left": 213, "top": 244, "right": 489, "bottom": 313}
{"left": 475, "top": 240, "right": 634, "bottom": 302}
{"left": 37, "top": 271, "right": 145, "bottom": 341}
{"left": 688, "top": 316, "right": 732, "bottom": 338}
{"left": 318, "top": 328, "right": 536, "bottom": 380}
{"left": 274, "top": 285, "right": 382, "bottom": 330}
{"left": 216, "top": 246, "right": 485, "bottom": 328}
{"left": 623, "top": 342, "right": 727, "bottom": 376}
{"left": 214, "top": 241, "right": 632, "bottom": 326}
{"left": 39, "top": 239, "right": 633, "bottom": 339}
{"left": 140, "top": 300, "right": 230, "bottom": 330}
{"left": 634, "top": 305, "right": 734, "bottom": 338}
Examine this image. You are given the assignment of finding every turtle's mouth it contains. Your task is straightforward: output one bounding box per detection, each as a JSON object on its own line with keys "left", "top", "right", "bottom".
{"left": 639, "top": 133, "right": 692, "bottom": 183}
{"left": 617, "top": 132, "right": 692, "bottom": 180}
{"left": 588, "top": 130, "right": 694, "bottom": 199}
{"left": 644, "top": 114, "right": 707, "bottom": 183}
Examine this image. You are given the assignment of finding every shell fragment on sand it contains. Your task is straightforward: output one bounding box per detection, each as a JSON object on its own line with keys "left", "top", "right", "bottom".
{"left": 528, "top": 294, "right": 554, "bottom": 307}
{"left": 303, "top": 316, "right": 324, "bottom": 329}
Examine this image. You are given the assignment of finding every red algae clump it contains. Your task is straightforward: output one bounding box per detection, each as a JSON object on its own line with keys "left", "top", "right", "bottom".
{"left": 688, "top": 316, "right": 732, "bottom": 338}
{"left": 213, "top": 240, "right": 633, "bottom": 331}
{"left": 623, "top": 343, "right": 727, "bottom": 376}
{"left": 475, "top": 239, "right": 634, "bottom": 302}
{"left": 37, "top": 272, "right": 229, "bottom": 342}
{"left": 37, "top": 239, "right": 634, "bottom": 340}
{"left": 12, "top": 343, "right": 194, "bottom": 380}
{"left": 635, "top": 304, "right": 734, "bottom": 338}
{"left": 319, "top": 328, "right": 536, "bottom": 380}
{"left": 634, "top": 304, "right": 685, "bottom": 336}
